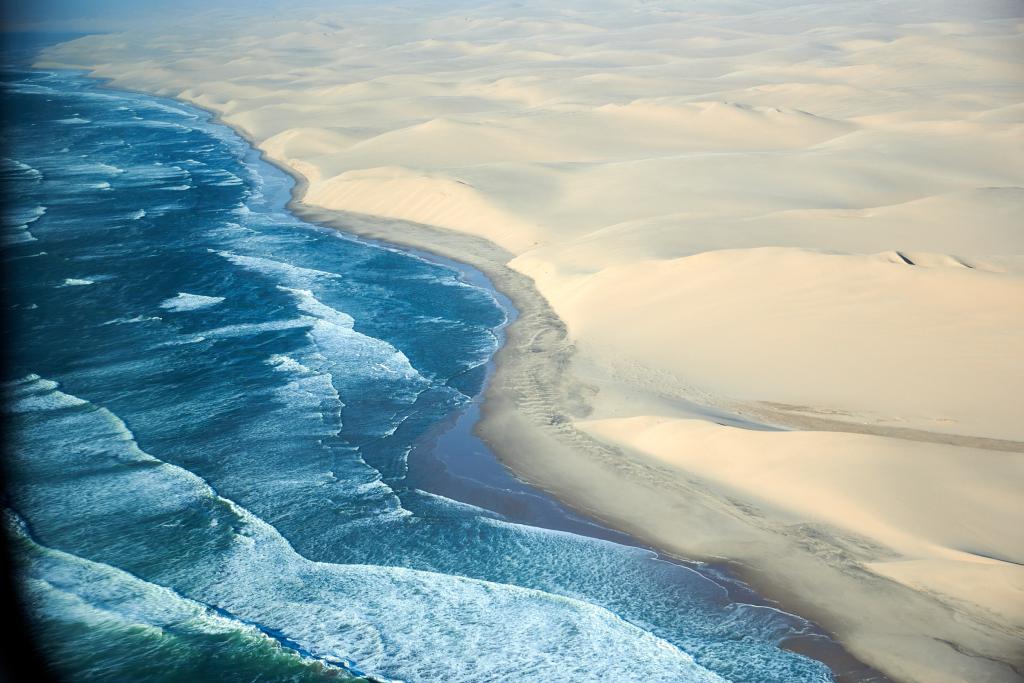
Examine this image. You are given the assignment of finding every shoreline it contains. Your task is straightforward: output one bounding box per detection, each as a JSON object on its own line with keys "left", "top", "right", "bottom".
{"left": 284, "top": 190, "right": 1021, "bottom": 683}
{"left": 283, "top": 183, "right": 889, "bottom": 683}
{"left": 48, "top": 64, "right": 1018, "bottom": 682}
{"left": 72, "top": 68, "right": 878, "bottom": 679}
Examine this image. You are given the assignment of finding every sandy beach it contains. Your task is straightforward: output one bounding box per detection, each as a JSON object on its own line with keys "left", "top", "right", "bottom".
{"left": 37, "top": 1, "right": 1024, "bottom": 680}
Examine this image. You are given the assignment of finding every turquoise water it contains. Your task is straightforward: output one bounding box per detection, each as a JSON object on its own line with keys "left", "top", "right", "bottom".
{"left": 2, "top": 64, "right": 838, "bottom": 682}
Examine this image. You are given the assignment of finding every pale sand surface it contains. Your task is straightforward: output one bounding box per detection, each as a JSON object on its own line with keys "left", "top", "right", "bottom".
{"left": 39, "top": 1, "right": 1024, "bottom": 680}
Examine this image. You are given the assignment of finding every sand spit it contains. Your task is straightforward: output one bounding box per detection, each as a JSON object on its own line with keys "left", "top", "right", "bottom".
{"left": 38, "top": 1, "right": 1024, "bottom": 680}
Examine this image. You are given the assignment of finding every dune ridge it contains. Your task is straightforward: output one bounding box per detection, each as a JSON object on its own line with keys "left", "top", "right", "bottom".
{"left": 38, "top": 1, "right": 1024, "bottom": 680}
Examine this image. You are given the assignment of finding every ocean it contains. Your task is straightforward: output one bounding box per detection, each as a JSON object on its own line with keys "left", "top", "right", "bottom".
{"left": 1, "top": 56, "right": 839, "bottom": 682}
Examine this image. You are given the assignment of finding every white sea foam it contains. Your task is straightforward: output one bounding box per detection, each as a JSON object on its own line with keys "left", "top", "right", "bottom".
{"left": 2, "top": 205, "right": 46, "bottom": 229}
{"left": 2, "top": 226, "right": 38, "bottom": 245}
{"left": 23, "top": 205, "right": 45, "bottom": 221}
{"left": 411, "top": 488, "right": 497, "bottom": 517}
{"left": 279, "top": 287, "right": 426, "bottom": 386}
{"left": 147, "top": 204, "right": 181, "bottom": 217}
{"left": 206, "top": 222, "right": 255, "bottom": 241}
{"left": 8, "top": 377, "right": 736, "bottom": 682}
{"left": 136, "top": 99, "right": 200, "bottom": 119}
{"left": 279, "top": 287, "right": 353, "bottom": 328}
{"left": 139, "top": 120, "right": 192, "bottom": 132}
{"left": 2, "top": 158, "right": 43, "bottom": 180}
{"left": 266, "top": 354, "right": 313, "bottom": 375}
{"left": 164, "top": 184, "right": 192, "bottom": 191}
{"left": 62, "top": 278, "right": 95, "bottom": 287}
{"left": 107, "top": 117, "right": 189, "bottom": 130}
{"left": 164, "top": 318, "right": 312, "bottom": 345}
{"left": 263, "top": 339, "right": 413, "bottom": 521}
{"left": 216, "top": 250, "right": 340, "bottom": 282}
{"left": 4, "top": 373, "right": 49, "bottom": 389}
{"left": 6, "top": 251, "right": 47, "bottom": 261}
{"left": 95, "top": 162, "right": 125, "bottom": 175}
{"left": 8, "top": 387, "right": 89, "bottom": 413}
{"left": 159, "top": 293, "right": 225, "bottom": 312}
{"left": 102, "top": 315, "right": 163, "bottom": 326}
{"left": 128, "top": 209, "right": 147, "bottom": 220}
{"left": 4, "top": 378, "right": 88, "bottom": 413}
{"left": 4, "top": 83, "right": 60, "bottom": 96}
{"left": 120, "top": 164, "right": 190, "bottom": 186}
{"left": 55, "top": 117, "right": 90, "bottom": 124}
{"left": 203, "top": 318, "right": 313, "bottom": 337}
{"left": 350, "top": 479, "right": 400, "bottom": 498}
{"left": 9, "top": 516, "right": 351, "bottom": 678}
{"left": 205, "top": 169, "right": 245, "bottom": 186}
{"left": 266, "top": 356, "right": 347, "bottom": 437}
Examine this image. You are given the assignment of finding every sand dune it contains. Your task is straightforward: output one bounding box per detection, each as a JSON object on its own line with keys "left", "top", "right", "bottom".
{"left": 39, "top": 1, "right": 1024, "bottom": 680}
{"left": 538, "top": 247, "right": 1024, "bottom": 440}
{"left": 581, "top": 415, "right": 1024, "bottom": 623}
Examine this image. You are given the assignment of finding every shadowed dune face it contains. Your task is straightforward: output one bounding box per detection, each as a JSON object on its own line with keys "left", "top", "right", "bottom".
{"left": 33, "top": 2, "right": 1024, "bottom": 682}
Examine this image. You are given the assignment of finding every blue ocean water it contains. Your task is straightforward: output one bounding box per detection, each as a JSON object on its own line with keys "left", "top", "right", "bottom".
{"left": 1, "top": 64, "right": 839, "bottom": 682}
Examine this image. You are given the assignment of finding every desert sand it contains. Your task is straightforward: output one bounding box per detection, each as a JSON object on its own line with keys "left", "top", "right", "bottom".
{"left": 38, "top": 1, "right": 1024, "bottom": 680}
